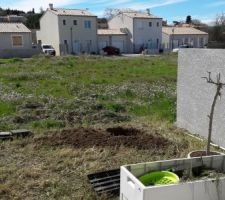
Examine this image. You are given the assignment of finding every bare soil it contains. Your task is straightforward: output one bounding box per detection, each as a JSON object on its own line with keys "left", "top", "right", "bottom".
{"left": 189, "top": 151, "right": 221, "bottom": 157}
{"left": 36, "top": 127, "right": 173, "bottom": 150}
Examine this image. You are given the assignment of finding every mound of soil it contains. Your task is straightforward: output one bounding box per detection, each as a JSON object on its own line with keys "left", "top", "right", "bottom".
{"left": 106, "top": 127, "right": 140, "bottom": 136}
{"left": 36, "top": 127, "right": 172, "bottom": 150}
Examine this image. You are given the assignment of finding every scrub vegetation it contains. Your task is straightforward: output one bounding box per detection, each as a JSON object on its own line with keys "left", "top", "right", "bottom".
{"left": 0, "top": 54, "right": 220, "bottom": 200}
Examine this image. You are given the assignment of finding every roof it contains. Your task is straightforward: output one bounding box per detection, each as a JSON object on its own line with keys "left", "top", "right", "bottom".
{"left": 162, "top": 27, "right": 208, "bottom": 35}
{"left": 48, "top": 8, "right": 96, "bottom": 17}
{"left": 0, "top": 23, "right": 31, "bottom": 33}
{"left": 122, "top": 12, "right": 161, "bottom": 19}
{"left": 98, "top": 29, "right": 127, "bottom": 35}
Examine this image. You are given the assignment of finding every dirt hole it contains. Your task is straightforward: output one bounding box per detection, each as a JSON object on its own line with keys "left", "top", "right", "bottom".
{"left": 106, "top": 127, "right": 140, "bottom": 136}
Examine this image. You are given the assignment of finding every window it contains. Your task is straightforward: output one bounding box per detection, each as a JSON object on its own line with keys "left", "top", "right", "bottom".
{"left": 157, "top": 22, "right": 160, "bottom": 27}
{"left": 63, "top": 19, "right": 66, "bottom": 25}
{"left": 199, "top": 37, "right": 204, "bottom": 47}
{"left": 84, "top": 20, "right": 91, "bottom": 28}
{"left": 64, "top": 40, "right": 67, "bottom": 44}
{"left": 149, "top": 22, "right": 152, "bottom": 27}
{"left": 73, "top": 20, "right": 77, "bottom": 25}
{"left": 12, "top": 35, "right": 23, "bottom": 47}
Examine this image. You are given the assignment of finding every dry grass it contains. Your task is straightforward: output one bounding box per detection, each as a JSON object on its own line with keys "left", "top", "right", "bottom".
{"left": 0, "top": 55, "right": 223, "bottom": 199}
{"left": 1, "top": 120, "right": 221, "bottom": 200}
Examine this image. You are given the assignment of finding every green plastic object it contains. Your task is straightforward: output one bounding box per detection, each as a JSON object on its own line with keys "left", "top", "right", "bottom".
{"left": 139, "top": 171, "right": 179, "bottom": 186}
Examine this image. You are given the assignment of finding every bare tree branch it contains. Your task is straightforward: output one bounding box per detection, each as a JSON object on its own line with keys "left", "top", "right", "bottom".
{"left": 202, "top": 72, "right": 225, "bottom": 155}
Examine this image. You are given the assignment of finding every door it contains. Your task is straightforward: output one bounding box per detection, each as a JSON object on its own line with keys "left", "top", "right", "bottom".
{"left": 73, "top": 40, "right": 80, "bottom": 54}
{"left": 112, "top": 40, "right": 124, "bottom": 53}
{"left": 85, "top": 40, "right": 92, "bottom": 53}
{"left": 98, "top": 41, "right": 107, "bottom": 51}
{"left": 148, "top": 39, "right": 153, "bottom": 49}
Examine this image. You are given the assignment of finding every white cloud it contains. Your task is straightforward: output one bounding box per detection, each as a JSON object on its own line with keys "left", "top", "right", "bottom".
{"left": 3, "top": 0, "right": 188, "bottom": 12}
{"left": 4, "top": 0, "right": 82, "bottom": 11}
{"left": 120, "top": 0, "right": 188, "bottom": 10}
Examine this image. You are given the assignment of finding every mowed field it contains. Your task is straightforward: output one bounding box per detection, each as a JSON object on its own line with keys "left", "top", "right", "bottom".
{"left": 0, "top": 55, "right": 212, "bottom": 199}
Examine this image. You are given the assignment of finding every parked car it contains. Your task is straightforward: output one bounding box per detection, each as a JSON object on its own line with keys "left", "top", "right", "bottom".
{"left": 172, "top": 44, "right": 190, "bottom": 53}
{"left": 41, "top": 44, "right": 56, "bottom": 56}
{"left": 102, "top": 46, "right": 120, "bottom": 55}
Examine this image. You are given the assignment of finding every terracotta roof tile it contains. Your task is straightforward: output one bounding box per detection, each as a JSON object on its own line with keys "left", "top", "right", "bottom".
{"left": 0, "top": 23, "right": 31, "bottom": 33}
{"left": 49, "top": 9, "right": 96, "bottom": 17}
{"left": 122, "top": 12, "right": 161, "bottom": 19}
{"left": 97, "top": 29, "right": 127, "bottom": 35}
{"left": 162, "top": 27, "right": 208, "bottom": 35}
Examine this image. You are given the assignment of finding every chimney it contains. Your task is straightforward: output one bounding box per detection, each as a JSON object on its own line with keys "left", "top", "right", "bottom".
{"left": 49, "top": 3, "right": 53, "bottom": 10}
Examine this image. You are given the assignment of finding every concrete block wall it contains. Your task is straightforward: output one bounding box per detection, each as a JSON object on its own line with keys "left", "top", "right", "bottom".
{"left": 177, "top": 49, "right": 225, "bottom": 148}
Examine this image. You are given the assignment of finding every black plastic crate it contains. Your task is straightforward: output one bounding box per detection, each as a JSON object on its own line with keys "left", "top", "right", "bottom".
{"left": 87, "top": 168, "right": 120, "bottom": 196}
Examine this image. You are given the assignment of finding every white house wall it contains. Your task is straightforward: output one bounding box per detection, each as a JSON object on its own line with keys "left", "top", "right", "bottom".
{"left": 98, "top": 35, "right": 127, "bottom": 53}
{"left": 133, "top": 18, "right": 162, "bottom": 53}
{"left": 162, "top": 33, "right": 209, "bottom": 50}
{"left": 162, "top": 33, "right": 170, "bottom": 49}
{"left": 0, "top": 32, "right": 32, "bottom": 50}
{"left": 0, "top": 32, "right": 40, "bottom": 58}
{"left": 108, "top": 14, "right": 134, "bottom": 53}
{"left": 37, "top": 11, "right": 60, "bottom": 55}
{"left": 58, "top": 15, "right": 97, "bottom": 54}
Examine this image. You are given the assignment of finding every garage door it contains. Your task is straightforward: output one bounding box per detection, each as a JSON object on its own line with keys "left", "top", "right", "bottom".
{"left": 112, "top": 40, "right": 124, "bottom": 53}
{"left": 98, "top": 41, "right": 107, "bottom": 51}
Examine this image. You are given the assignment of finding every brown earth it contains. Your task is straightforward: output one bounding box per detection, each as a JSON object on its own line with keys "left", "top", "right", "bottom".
{"left": 189, "top": 151, "right": 221, "bottom": 157}
{"left": 36, "top": 127, "right": 172, "bottom": 150}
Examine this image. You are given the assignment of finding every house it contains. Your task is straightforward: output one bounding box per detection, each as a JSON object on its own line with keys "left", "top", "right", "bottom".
{"left": 37, "top": 4, "right": 98, "bottom": 56}
{"left": 108, "top": 11, "right": 162, "bottom": 53}
{"left": 162, "top": 27, "right": 208, "bottom": 50}
{"left": 97, "top": 29, "right": 127, "bottom": 53}
{"left": 0, "top": 23, "right": 39, "bottom": 58}
{"left": 0, "top": 15, "right": 27, "bottom": 23}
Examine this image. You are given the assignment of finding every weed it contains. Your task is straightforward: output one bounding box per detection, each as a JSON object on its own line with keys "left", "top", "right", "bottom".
{"left": 0, "top": 54, "right": 200, "bottom": 200}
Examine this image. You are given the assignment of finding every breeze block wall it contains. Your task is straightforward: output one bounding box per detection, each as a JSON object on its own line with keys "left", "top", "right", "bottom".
{"left": 177, "top": 49, "right": 225, "bottom": 148}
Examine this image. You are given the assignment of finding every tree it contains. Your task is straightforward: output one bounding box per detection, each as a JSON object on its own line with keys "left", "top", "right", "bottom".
{"left": 186, "top": 15, "right": 192, "bottom": 24}
{"left": 202, "top": 72, "right": 225, "bottom": 155}
{"left": 215, "top": 12, "right": 225, "bottom": 26}
{"left": 173, "top": 21, "right": 180, "bottom": 26}
{"left": 25, "top": 13, "right": 43, "bottom": 29}
{"left": 210, "top": 12, "right": 225, "bottom": 42}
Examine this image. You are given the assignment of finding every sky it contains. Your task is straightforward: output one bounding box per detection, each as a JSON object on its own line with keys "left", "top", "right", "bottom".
{"left": 1, "top": 0, "right": 225, "bottom": 24}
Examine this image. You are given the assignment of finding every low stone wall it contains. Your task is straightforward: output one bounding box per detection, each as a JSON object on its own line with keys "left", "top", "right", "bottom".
{"left": 0, "top": 48, "right": 41, "bottom": 58}
{"left": 177, "top": 49, "right": 225, "bottom": 149}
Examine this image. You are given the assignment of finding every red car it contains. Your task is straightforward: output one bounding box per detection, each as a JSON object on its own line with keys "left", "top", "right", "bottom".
{"left": 102, "top": 46, "right": 120, "bottom": 55}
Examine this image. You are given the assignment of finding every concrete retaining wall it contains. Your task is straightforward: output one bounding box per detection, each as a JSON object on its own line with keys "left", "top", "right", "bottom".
{"left": 177, "top": 49, "right": 225, "bottom": 148}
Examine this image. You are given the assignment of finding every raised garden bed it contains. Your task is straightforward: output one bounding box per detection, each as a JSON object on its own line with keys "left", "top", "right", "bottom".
{"left": 120, "top": 155, "right": 225, "bottom": 200}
